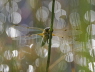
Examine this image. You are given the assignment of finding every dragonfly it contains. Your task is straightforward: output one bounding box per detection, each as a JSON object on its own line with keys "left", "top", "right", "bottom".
{"left": 11, "top": 24, "right": 70, "bottom": 47}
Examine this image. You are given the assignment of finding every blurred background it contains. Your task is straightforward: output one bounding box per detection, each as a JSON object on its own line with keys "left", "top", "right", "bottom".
{"left": 0, "top": 0, "right": 95, "bottom": 72}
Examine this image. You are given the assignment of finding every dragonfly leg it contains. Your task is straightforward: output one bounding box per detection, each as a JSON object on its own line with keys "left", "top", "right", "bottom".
{"left": 37, "top": 33, "right": 43, "bottom": 36}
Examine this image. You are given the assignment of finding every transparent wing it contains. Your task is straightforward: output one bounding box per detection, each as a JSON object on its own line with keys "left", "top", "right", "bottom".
{"left": 53, "top": 28, "right": 70, "bottom": 39}
{"left": 53, "top": 26, "right": 82, "bottom": 38}
{"left": 10, "top": 24, "right": 72, "bottom": 40}
{"left": 13, "top": 34, "right": 42, "bottom": 40}
{"left": 8, "top": 24, "right": 44, "bottom": 40}
{"left": 12, "top": 24, "right": 44, "bottom": 31}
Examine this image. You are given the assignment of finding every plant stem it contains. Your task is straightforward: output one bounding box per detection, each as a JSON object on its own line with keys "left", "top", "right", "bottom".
{"left": 46, "top": 0, "right": 55, "bottom": 72}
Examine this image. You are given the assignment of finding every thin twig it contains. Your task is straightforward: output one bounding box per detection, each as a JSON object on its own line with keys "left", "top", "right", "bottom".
{"left": 49, "top": 55, "right": 65, "bottom": 70}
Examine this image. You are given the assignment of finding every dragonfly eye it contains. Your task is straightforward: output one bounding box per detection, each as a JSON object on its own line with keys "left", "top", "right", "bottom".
{"left": 45, "top": 27, "right": 50, "bottom": 29}
{"left": 45, "top": 27, "right": 50, "bottom": 32}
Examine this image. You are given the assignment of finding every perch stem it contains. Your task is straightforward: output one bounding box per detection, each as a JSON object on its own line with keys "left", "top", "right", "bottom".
{"left": 46, "top": 0, "right": 55, "bottom": 72}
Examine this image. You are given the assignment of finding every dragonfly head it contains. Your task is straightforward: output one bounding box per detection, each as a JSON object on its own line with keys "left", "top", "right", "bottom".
{"left": 44, "top": 27, "right": 50, "bottom": 32}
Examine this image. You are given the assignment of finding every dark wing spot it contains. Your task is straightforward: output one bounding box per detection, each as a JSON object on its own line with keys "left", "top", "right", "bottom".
{"left": 62, "top": 37, "right": 64, "bottom": 38}
{"left": 64, "top": 29, "right": 67, "bottom": 31}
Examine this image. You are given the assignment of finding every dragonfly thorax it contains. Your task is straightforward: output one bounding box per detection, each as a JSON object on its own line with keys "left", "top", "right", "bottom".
{"left": 41, "top": 27, "right": 50, "bottom": 46}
